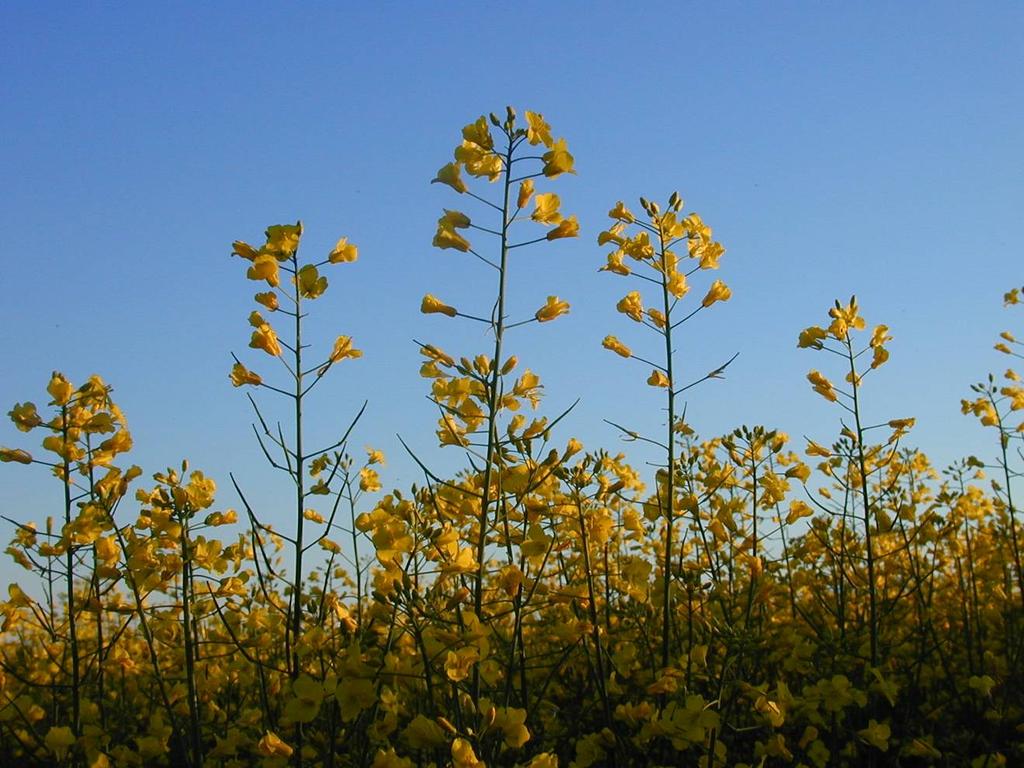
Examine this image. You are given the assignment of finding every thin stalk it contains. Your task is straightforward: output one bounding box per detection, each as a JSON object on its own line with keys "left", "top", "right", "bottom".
{"left": 472, "top": 133, "right": 515, "bottom": 708}
{"left": 575, "top": 493, "right": 613, "bottom": 736}
{"left": 179, "top": 514, "right": 203, "bottom": 767}
{"left": 60, "top": 405, "right": 81, "bottom": 741}
{"left": 847, "top": 340, "right": 878, "bottom": 670}
{"left": 289, "top": 248, "right": 307, "bottom": 768}
{"left": 658, "top": 229, "right": 676, "bottom": 671}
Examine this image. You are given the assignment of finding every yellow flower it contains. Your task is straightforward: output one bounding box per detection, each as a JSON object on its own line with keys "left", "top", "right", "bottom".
{"left": 542, "top": 137, "right": 575, "bottom": 177}
{"left": 328, "top": 236, "right": 359, "bottom": 263}
{"left": 95, "top": 535, "right": 120, "bottom": 562}
{"left": 372, "top": 748, "right": 414, "bottom": 768}
{"left": 666, "top": 271, "right": 689, "bottom": 299}
{"left": 254, "top": 291, "right": 279, "bottom": 310}
{"left": 402, "top": 715, "right": 447, "bottom": 749}
{"left": 264, "top": 222, "right": 302, "bottom": 257}
{"left": 647, "top": 370, "right": 670, "bottom": 388}
{"left": 624, "top": 231, "right": 654, "bottom": 260}
{"left": 451, "top": 738, "right": 485, "bottom": 768}
{"left": 297, "top": 264, "right": 328, "bottom": 299}
{"left": 440, "top": 209, "right": 471, "bottom": 229}
{"left": 525, "top": 110, "right": 554, "bottom": 147}
{"left": 647, "top": 308, "right": 667, "bottom": 328}
{"left": 807, "top": 370, "right": 837, "bottom": 402}
{"left": 828, "top": 297, "right": 866, "bottom": 339}
{"left": 496, "top": 707, "right": 531, "bottom": 748}
{"left": 889, "top": 417, "right": 916, "bottom": 431}
{"left": 858, "top": 719, "right": 891, "bottom": 752}
{"left": 786, "top": 500, "right": 814, "bottom": 525}
{"left": 330, "top": 336, "right": 362, "bottom": 363}
{"left": 797, "top": 326, "right": 827, "bottom": 349}
{"left": 232, "top": 240, "right": 258, "bottom": 260}
{"left": 445, "top": 647, "right": 479, "bottom": 682}
{"left": 455, "top": 140, "right": 502, "bottom": 180}
{"left": 462, "top": 115, "right": 494, "bottom": 150}
{"left": 546, "top": 215, "right": 579, "bottom": 240}
{"left": 99, "top": 428, "right": 132, "bottom": 455}
{"left": 421, "top": 344, "right": 455, "bottom": 367}
{"left": 249, "top": 325, "right": 282, "bottom": 357}
{"left": 336, "top": 677, "right": 377, "bottom": 721}
{"left": 360, "top": 467, "right": 382, "bottom": 492}
{"left": 701, "top": 279, "right": 732, "bottom": 308}
{"left": 601, "top": 250, "right": 631, "bottom": 276}
{"left": 47, "top": 371, "right": 74, "bottom": 406}
{"left": 45, "top": 726, "right": 76, "bottom": 761}
{"left": 871, "top": 345, "right": 890, "bottom": 369}
{"left": 617, "top": 291, "right": 644, "bottom": 322}
{"left": 870, "top": 324, "right": 892, "bottom": 348}
{"left": 257, "top": 731, "right": 293, "bottom": 758}
{"left": 366, "top": 447, "right": 385, "bottom": 465}
{"left": 517, "top": 179, "right": 535, "bottom": 209}
{"left": 598, "top": 224, "right": 625, "bottom": 247}
{"left": 247, "top": 254, "right": 280, "bottom": 287}
{"left": 421, "top": 294, "right": 457, "bottom": 317}
{"left": 9, "top": 402, "right": 42, "bottom": 432}
{"left": 602, "top": 335, "right": 631, "bottom": 358}
{"left": 0, "top": 447, "right": 32, "bottom": 464}
{"left": 320, "top": 537, "right": 341, "bottom": 554}
{"left": 513, "top": 370, "right": 543, "bottom": 408}
{"left": 525, "top": 754, "right": 559, "bottom": 768}
{"left": 230, "top": 362, "right": 262, "bottom": 387}
{"left": 658, "top": 211, "right": 686, "bottom": 240}
{"left": 433, "top": 224, "right": 471, "bottom": 252}
{"left": 531, "top": 193, "right": 562, "bottom": 224}
{"left": 698, "top": 241, "right": 724, "bottom": 270}
{"left": 432, "top": 162, "right": 467, "bottom": 193}
{"left": 303, "top": 508, "right": 325, "bottom": 524}
{"left": 535, "top": 296, "right": 570, "bottom": 323}
{"left": 608, "top": 201, "right": 635, "bottom": 223}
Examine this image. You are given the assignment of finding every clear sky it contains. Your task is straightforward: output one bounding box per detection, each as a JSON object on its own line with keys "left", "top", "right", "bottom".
{"left": 1, "top": 2, "right": 1021, "bottom": 584}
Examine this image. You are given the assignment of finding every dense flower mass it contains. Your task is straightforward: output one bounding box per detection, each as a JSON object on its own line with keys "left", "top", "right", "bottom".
{"left": 0, "top": 108, "right": 1021, "bottom": 768}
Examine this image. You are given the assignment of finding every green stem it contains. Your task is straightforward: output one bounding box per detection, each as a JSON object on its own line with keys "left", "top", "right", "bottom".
{"left": 848, "top": 341, "right": 878, "bottom": 670}
{"left": 60, "top": 406, "right": 81, "bottom": 743}
{"left": 658, "top": 230, "right": 676, "bottom": 671}
{"left": 472, "top": 133, "right": 515, "bottom": 709}
{"left": 290, "top": 250, "right": 307, "bottom": 768}
{"left": 179, "top": 513, "right": 203, "bottom": 766}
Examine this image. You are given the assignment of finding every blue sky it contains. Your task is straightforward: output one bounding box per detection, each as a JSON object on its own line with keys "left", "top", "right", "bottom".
{"left": 1, "top": 2, "right": 1021, "bottom": 582}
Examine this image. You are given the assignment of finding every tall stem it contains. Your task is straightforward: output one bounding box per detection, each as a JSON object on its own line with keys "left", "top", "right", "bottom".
{"left": 179, "top": 518, "right": 202, "bottom": 766}
{"left": 290, "top": 251, "right": 307, "bottom": 766}
{"left": 472, "top": 134, "right": 515, "bottom": 706}
{"left": 61, "top": 406, "right": 81, "bottom": 741}
{"left": 658, "top": 231, "right": 676, "bottom": 670}
{"left": 847, "top": 341, "right": 878, "bottom": 670}
{"left": 576, "top": 493, "right": 612, "bottom": 733}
